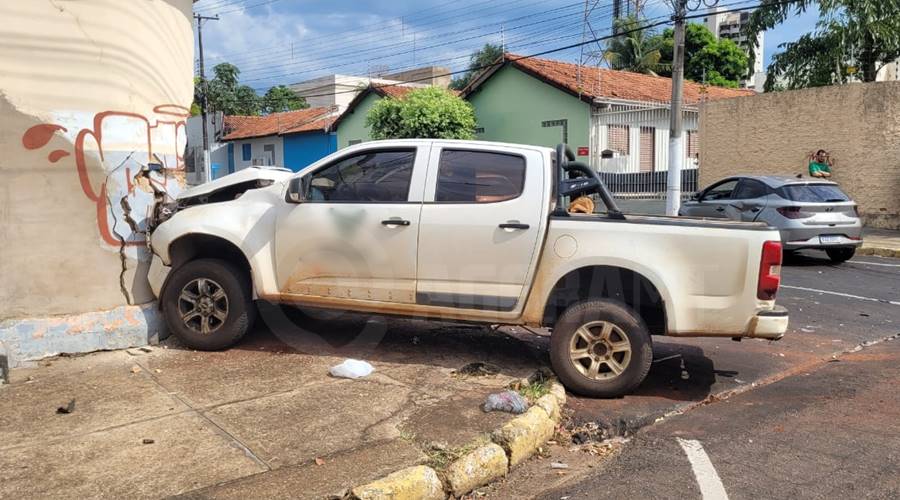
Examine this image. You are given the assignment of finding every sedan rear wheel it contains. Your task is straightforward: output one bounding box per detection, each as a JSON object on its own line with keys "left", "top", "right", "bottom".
{"left": 825, "top": 247, "right": 855, "bottom": 263}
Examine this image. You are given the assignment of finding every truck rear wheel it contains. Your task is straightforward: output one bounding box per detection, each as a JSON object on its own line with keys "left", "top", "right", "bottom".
{"left": 549, "top": 299, "right": 652, "bottom": 398}
{"left": 162, "top": 258, "right": 255, "bottom": 351}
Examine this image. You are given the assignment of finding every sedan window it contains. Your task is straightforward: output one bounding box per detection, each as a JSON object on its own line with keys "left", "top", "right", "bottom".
{"left": 732, "top": 179, "right": 768, "bottom": 199}
{"left": 702, "top": 180, "right": 738, "bottom": 201}
{"left": 775, "top": 184, "right": 850, "bottom": 202}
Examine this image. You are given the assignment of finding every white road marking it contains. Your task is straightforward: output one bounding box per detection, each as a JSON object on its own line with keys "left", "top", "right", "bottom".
{"left": 677, "top": 438, "right": 730, "bottom": 500}
{"left": 781, "top": 285, "right": 900, "bottom": 306}
{"left": 849, "top": 260, "right": 900, "bottom": 268}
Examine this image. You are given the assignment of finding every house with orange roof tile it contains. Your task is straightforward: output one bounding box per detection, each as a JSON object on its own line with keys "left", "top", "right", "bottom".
{"left": 221, "top": 107, "right": 339, "bottom": 172}
{"left": 462, "top": 54, "right": 753, "bottom": 189}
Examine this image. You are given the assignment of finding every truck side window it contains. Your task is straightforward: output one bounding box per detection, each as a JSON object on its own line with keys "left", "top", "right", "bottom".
{"left": 306, "top": 149, "right": 415, "bottom": 202}
{"left": 435, "top": 150, "right": 526, "bottom": 203}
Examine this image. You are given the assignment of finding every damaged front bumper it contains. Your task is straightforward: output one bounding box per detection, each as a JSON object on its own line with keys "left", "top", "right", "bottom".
{"left": 148, "top": 254, "right": 171, "bottom": 300}
{"left": 745, "top": 305, "right": 789, "bottom": 340}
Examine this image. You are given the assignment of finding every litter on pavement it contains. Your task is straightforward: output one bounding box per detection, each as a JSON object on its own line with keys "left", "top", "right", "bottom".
{"left": 329, "top": 359, "right": 374, "bottom": 379}
{"left": 483, "top": 390, "right": 529, "bottom": 414}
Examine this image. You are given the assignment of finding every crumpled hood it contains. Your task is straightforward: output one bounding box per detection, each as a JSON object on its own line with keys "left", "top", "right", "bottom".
{"left": 177, "top": 166, "right": 293, "bottom": 200}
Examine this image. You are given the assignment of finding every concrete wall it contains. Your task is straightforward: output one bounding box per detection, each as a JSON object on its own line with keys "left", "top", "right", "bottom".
{"left": 699, "top": 82, "right": 900, "bottom": 229}
{"left": 467, "top": 66, "right": 592, "bottom": 162}
{"left": 230, "top": 135, "right": 285, "bottom": 170}
{"left": 0, "top": 0, "right": 194, "bottom": 364}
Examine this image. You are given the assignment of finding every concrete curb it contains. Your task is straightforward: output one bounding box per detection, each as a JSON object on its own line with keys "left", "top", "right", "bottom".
{"left": 349, "top": 381, "right": 566, "bottom": 499}
{"left": 858, "top": 247, "right": 900, "bottom": 258}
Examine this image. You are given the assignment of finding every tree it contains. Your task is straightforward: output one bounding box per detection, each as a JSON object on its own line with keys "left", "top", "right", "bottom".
{"left": 603, "top": 16, "right": 666, "bottom": 76}
{"left": 262, "top": 85, "right": 308, "bottom": 114}
{"left": 654, "top": 23, "right": 749, "bottom": 88}
{"left": 366, "top": 87, "right": 476, "bottom": 140}
{"left": 745, "top": 0, "right": 900, "bottom": 90}
{"left": 196, "top": 62, "right": 261, "bottom": 115}
{"left": 449, "top": 43, "right": 505, "bottom": 90}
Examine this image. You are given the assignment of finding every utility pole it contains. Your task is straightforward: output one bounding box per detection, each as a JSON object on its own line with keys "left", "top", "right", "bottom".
{"left": 665, "top": 0, "right": 687, "bottom": 216}
{"left": 194, "top": 13, "right": 218, "bottom": 183}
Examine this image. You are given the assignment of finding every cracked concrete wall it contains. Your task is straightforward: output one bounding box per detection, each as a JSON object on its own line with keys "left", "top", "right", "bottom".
{"left": 699, "top": 82, "right": 900, "bottom": 229}
{"left": 0, "top": 0, "right": 193, "bottom": 362}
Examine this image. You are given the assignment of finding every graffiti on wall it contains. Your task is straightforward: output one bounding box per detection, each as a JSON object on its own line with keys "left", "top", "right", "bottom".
{"left": 21, "top": 105, "right": 190, "bottom": 253}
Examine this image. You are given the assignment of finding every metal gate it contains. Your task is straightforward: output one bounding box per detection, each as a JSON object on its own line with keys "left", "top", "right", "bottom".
{"left": 590, "top": 102, "right": 700, "bottom": 204}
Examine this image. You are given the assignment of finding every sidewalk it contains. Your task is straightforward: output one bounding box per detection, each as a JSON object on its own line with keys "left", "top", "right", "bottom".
{"left": 0, "top": 314, "right": 546, "bottom": 499}
{"left": 861, "top": 227, "right": 900, "bottom": 257}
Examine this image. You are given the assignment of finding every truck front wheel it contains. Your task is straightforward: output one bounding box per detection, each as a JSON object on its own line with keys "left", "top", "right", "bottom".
{"left": 162, "top": 258, "right": 255, "bottom": 350}
{"left": 550, "top": 299, "right": 652, "bottom": 398}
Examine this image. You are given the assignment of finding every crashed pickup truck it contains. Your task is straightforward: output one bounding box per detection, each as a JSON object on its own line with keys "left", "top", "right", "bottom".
{"left": 148, "top": 140, "right": 788, "bottom": 397}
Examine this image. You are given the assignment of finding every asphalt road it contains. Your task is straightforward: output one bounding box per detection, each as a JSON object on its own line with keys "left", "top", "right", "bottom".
{"left": 529, "top": 251, "right": 900, "bottom": 499}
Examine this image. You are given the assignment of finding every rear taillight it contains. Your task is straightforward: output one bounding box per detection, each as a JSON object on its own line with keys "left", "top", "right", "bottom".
{"left": 758, "top": 241, "right": 782, "bottom": 300}
{"left": 776, "top": 206, "right": 813, "bottom": 219}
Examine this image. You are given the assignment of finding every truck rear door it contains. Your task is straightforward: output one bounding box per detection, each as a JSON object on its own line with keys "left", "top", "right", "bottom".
{"left": 415, "top": 144, "right": 546, "bottom": 311}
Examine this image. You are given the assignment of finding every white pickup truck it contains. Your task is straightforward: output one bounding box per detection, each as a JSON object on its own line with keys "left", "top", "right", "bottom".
{"left": 147, "top": 140, "right": 788, "bottom": 397}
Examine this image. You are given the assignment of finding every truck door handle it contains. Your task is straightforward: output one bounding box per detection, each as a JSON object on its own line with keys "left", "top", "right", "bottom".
{"left": 715, "top": 206, "right": 725, "bottom": 212}
{"left": 499, "top": 223, "right": 530, "bottom": 230}
{"left": 381, "top": 219, "right": 410, "bottom": 226}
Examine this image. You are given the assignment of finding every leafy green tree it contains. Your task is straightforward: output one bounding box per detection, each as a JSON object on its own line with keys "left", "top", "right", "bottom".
{"left": 366, "top": 87, "right": 476, "bottom": 140}
{"left": 603, "top": 16, "right": 666, "bottom": 75}
{"left": 654, "top": 23, "right": 749, "bottom": 88}
{"left": 195, "top": 62, "right": 261, "bottom": 115}
{"left": 745, "top": 0, "right": 900, "bottom": 90}
{"left": 449, "top": 43, "right": 505, "bottom": 90}
{"left": 262, "top": 85, "right": 308, "bottom": 114}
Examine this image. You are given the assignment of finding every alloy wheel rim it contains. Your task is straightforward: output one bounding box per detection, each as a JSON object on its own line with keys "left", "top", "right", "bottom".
{"left": 569, "top": 320, "right": 632, "bottom": 380}
{"left": 178, "top": 278, "right": 229, "bottom": 335}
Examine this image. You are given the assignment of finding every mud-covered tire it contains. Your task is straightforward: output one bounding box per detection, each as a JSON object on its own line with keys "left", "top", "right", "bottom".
{"left": 825, "top": 247, "right": 855, "bottom": 263}
{"left": 162, "top": 258, "right": 255, "bottom": 351}
{"left": 550, "top": 299, "right": 653, "bottom": 398}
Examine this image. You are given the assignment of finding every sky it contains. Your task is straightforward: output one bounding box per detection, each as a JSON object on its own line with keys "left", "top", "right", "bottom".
{"left": 192, "top": 0, "right": 821, "bottom": 92}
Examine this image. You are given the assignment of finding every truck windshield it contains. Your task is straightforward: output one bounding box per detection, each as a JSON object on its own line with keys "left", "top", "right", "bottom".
{"left": 775, "top": 184, "right": 850, "bottom": 202}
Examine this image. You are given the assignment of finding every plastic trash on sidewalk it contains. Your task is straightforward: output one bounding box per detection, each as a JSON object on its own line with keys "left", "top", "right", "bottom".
{"left": 329, "top": 359, "right": 374, "bottom": 379}
{"left": 483, "top": 390, "right": 528, "bottom": 414}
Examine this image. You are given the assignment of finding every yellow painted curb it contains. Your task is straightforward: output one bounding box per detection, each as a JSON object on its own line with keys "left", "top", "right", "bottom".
{"left": 351, "top": 465, "right": 445, "bottom": 500}
{"left": 443, "top": 443, "right": 509, "bottom": 497}
{"left": 491, "top": 405, "right": 556, "bottom": 466}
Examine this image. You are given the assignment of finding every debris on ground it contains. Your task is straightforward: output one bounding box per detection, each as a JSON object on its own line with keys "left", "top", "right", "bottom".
{"left": 483, "top": 390, "right": 528, "bottom": 414}
{"left": 142, "top": 438, "right": 154, "bottom": 445}
{"left": 130, "top": 365, "right": 142, "bottom": 374}
{"left": 56, "top": 399, "right": 76, "bottom": 414}
{"left": 315, "top": 457, "right": 326, "bottom": 466}
{"left": 452, "top": 362, "right": 501, "bottom": 377}
{"left": 328, "top": 359, "right": 374, "bottom": 379}
{"left": 652, "top": 353, "right": 681, "bottom": 364}
{"left": 550, "top": 462, "right": 569, "bottom": 469}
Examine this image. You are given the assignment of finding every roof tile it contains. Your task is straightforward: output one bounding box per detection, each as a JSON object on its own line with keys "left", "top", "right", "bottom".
{"left": 472, "top": 54, "right": 754, "bottom": 104}
{"left": 223, "top": 107, "right": 336, "bottom": 140}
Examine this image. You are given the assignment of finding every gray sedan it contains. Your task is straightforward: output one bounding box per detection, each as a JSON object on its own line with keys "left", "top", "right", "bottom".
{"left": 680, "top": 175, "right": 862, "bottom": 263}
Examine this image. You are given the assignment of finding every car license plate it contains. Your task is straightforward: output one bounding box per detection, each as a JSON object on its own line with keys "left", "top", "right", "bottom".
{"left": 820, "top": 235, "right": 843, "bottom": 244}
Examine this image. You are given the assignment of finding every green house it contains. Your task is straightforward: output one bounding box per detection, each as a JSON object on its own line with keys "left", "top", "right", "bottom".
{"left": 331, "top": 85, "right": 416, "bottom": 148}
{"left": 463, "top": 54, "right": 751, "bottom": 171}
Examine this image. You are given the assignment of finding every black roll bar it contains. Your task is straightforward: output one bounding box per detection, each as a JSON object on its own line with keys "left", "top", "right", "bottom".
{"left": 555, "top": 143, "right": 623, "bottom": 218}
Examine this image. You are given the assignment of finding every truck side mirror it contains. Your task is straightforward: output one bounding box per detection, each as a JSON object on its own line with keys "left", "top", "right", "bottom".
{"left": 286, "top": 177, "right": 305, "bottom": 204}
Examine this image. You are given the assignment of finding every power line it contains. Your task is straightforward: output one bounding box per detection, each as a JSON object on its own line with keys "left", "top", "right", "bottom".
{"left": 205, "top": 0, "right": 572, "bottom": 66}
{"left": 206, "top": 0, "right": 791, "bottom": 103}
{"left": 237, "top": 4, "right": 628, "bottom": 84}
{"left": 226, "top": 1, "right": 589, "bottom": 75}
